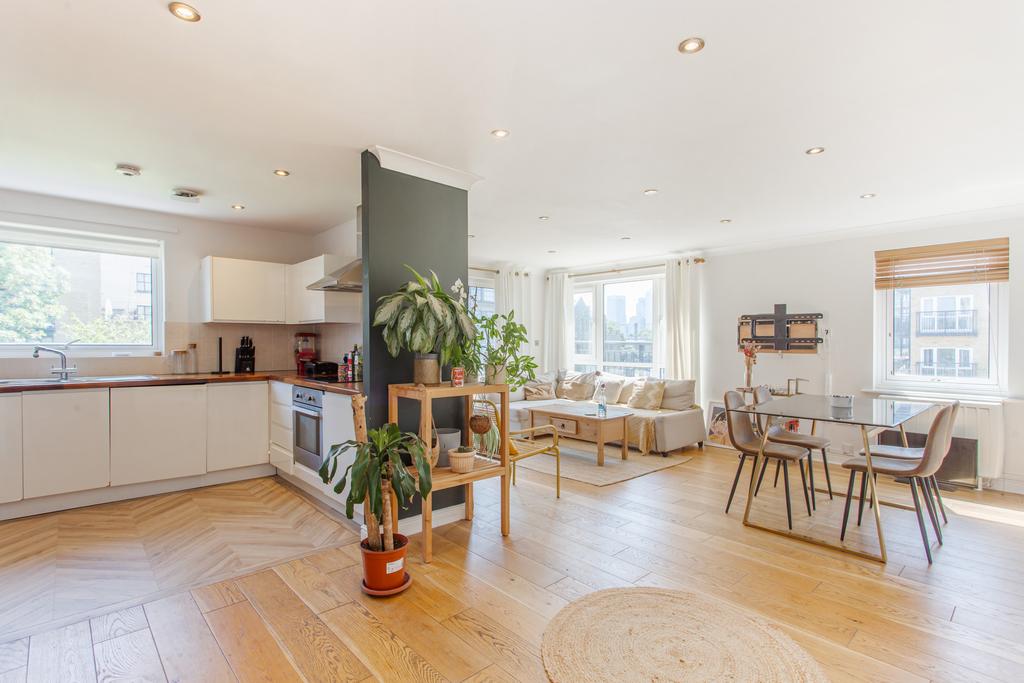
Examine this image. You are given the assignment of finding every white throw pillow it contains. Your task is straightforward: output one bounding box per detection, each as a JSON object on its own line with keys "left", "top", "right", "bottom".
{"left": 660, "top": 379, "right": 697, "bottom": 411}
{"left": 557, "top": 371, "right": 597, "bottom": 400}
{"left": 593, "top": 379, "right": 624, "bottom": 404}
{"left": 627, "top": 379, "right": 666, "bottom": 410}
{"left": 617, "top": 379, "right": 639, "bottom": 404}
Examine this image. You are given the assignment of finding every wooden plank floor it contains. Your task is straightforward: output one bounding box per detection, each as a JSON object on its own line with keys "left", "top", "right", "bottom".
{"left": 2, "top": 443, "right": 1024, "bottom": 681}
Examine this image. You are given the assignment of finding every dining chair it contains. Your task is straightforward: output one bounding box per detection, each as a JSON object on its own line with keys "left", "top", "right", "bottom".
{"left": 839, "top": 402, "right": 958, "bottom": 563}
{"left": 854, "top": 401, "right": 959, "bottom": 527}
{"left": 723, "top": 391, "right": 812, "bottom": 529}
{"left": 752, "top": 386, "right": 834, "bottom": 509}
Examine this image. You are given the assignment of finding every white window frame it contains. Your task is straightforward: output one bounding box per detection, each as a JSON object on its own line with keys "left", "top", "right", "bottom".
{"left": 0, "top": 223, "right": 165, "bottom": 358}
{"left": 874, "top": 282, "right": 1007, "bottom": 396}
{"left": 572, "top": 270, "right": 665, "bottom": 377}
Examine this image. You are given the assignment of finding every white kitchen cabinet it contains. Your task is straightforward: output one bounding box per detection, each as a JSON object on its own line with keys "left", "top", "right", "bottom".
{"left": 110, "top": 385, "right": 207, "bottom": 486}
{"left": 320, "top": 392, "right": 356, "bottom": 494}
{"left": 286, "top": 255, "right": 361, "bottom": 324}
{"left": 201, "top": 256, "right": 287, "bottom": 323}
{"left": 0, "top": 394, "right": 23, "bottom": 504}
{"left": 207, "top": 382, "right": 269, "bottom": 471}
{"left": 268, "top": 380, "right": 293, "bottom": 474}
{"left": 23, "top": 389, "right": 110, "bottom": 499}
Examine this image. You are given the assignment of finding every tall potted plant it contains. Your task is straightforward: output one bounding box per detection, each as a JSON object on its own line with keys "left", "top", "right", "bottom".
{"left": 372, "top": 266, "right": 475, "bottom": 384}
{"left": 477, "top": 311, "right": 538, "bottom": 389}
{"left": 319, "top": 400, "right": 432, "bottom": 595}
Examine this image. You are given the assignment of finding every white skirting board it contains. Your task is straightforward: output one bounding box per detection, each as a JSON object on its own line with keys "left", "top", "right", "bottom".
{"left": 0, "top": 464, "right": 276, "bottom": 522}
{"left": 275, "top": 466, "right": 468, "bottom": 536}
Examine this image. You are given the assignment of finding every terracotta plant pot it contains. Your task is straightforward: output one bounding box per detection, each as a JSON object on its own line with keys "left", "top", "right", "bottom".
{"left": 413, "top": 353, "right": 441, "bottom": 385}
{"left": 361, "top": 533, "right": 411, "bottom": 594}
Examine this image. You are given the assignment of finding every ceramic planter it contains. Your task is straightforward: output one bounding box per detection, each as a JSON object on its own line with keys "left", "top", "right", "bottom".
{"left": 485, "top": 363, "right": 507, "bottom": 385}
{"left": 413, "top": 353, "right": 441, "bottom": 385}
{"left": 360, "top": 533, "right": 411, "bottom": 595}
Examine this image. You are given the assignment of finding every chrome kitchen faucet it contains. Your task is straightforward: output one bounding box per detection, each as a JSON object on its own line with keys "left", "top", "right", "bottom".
{"left": 32, "top": 340, "right": 79, "bottom": 381}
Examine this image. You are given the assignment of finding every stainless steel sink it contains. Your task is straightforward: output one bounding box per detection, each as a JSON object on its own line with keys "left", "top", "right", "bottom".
{"left": 0, "top": 375, "right": 160, "bottom": 386}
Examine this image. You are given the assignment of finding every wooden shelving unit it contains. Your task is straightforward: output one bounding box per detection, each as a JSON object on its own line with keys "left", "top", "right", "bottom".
{"left": 387, "top": 382, "right": 510, "bottom": 562}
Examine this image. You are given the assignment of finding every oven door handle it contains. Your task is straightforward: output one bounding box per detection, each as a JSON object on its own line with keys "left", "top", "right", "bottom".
{"left": 293, "top": 406, "right": 322, "bottom": 418}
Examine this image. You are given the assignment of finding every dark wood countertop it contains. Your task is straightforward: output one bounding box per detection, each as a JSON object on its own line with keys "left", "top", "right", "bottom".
{"left": 0, "top": 371, "right": 363, "bottom": 396}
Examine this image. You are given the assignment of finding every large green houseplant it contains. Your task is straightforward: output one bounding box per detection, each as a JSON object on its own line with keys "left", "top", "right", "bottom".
{"left": 372, "top": 266, "right": 475, "bottom": 384}
{"left": 476, "top": 311, "right": 538, "bottom": 389}
{"left": 319, "top": 411, "right": 432, "bottom": 595}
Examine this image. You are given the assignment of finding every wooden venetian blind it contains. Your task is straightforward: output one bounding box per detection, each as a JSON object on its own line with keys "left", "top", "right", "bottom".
{"left": 874, "top": 238, "right": 1009, "bottom": 290}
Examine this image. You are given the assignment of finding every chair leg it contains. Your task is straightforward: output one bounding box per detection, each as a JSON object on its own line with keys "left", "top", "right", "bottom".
{"left": 930, "top": 475, "right": 948, "bottom": 524}
{"left": 782, "top": 460, "right": 793, "bottom": 530}
{"left": 512, "top": 460, "right": 517, "bottom": 486}
{"left": 857, "top": 470, "right": 868, "bottom": 526}
{"left": 806, "top": 451, "right": 817, "bottom": 510}
{"left": 555, "top": 451, "right": 561, "bottom": 499}
{"left": 754, "top": 457, "right": 770, "bottom": 496}
{"left": 921, "top": 477, "right": 943, "bottom": 545}
{"left": 798, "top": 459, "right": 812, "bottom": 516}
{"left": 909, "top": 477, "right": 933, "bottom": 564}
{"left": 725, "top": 454, "right": 747, "bottom": 514}
{"left": 840, "top": 470, "right": 856, "bottom": 541}
{"left": 820, "top": 449, "right": 834, "bottom": 499}
{"left": 773, "top": 460, "right": 781, "bottom": 488}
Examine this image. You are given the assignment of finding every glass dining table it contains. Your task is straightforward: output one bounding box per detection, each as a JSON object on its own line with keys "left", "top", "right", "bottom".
{"left": 733, "top": 394, "right": 934, "bottom": 563}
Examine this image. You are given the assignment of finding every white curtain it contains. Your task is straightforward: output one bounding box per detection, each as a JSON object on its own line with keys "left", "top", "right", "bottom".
{"left": 495, "top": 265, "right": 532, "bottom": 353}
{"left": 665, "top": 257, "right": 702, "bottom": 392}
{"left": 542, "top": 271, "right": 573, "bottom": 373}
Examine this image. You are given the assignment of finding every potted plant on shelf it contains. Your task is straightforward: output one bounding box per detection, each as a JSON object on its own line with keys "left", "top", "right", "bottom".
{"left": 319, "top": 407, "right": 432, "bottom": 596}
{"left": 372, "top": 266, "right": 475, "bottom": 385}
{"left": 477, "top": 311, "right": 538, "bottom": 388}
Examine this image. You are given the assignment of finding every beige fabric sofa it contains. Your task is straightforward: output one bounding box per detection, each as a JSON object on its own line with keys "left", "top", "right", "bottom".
{"left": 508, "top": 372, "right": 706, "bottom": 455}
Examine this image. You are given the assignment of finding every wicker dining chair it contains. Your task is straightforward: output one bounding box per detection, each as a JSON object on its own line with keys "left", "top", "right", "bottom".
{"left": 473, "top": 399, "right": 562, "bottom": 498}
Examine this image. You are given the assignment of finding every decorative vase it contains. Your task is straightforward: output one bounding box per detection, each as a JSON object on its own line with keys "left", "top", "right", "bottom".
{"left": 485, "top": 363, "right": 507, "bottom": 385}
{"left": 360, "top": 533, "right": 410, "bottom": 595}
{"left": 744, "top": 365, "right": 752, "bottom": 388}
{"left": 435, "top": 428, "right": 461, "bottom": 468}
{"left": 413, "top": 353, "right": 441, "bottom": 385}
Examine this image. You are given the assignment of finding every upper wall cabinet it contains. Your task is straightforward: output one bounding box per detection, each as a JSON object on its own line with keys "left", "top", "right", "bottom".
{"left": 201, "top": 256, "right": 287, "bottom": 324}
{"left": 286, "top": 255, "right": 361, "bottom": 324}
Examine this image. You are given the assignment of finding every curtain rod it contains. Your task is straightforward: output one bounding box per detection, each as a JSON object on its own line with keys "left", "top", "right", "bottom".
{"left": 469, "top": 265, "right": 531, "bottom": 276}
{"left": 566, "top": 258, "right": 704, "bottom": 279}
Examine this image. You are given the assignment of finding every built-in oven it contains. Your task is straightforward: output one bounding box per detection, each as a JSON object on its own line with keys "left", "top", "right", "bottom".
{"left": 292, "top": 387, "right": 324, "bottom": 471}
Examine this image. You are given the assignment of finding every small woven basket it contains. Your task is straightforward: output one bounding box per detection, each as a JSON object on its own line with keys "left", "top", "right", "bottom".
{"left": 448, "top": 448, "right": 476, "bottom": 474}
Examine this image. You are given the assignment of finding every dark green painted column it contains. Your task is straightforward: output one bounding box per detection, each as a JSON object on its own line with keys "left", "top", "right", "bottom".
{"left": 361, "top": 149, "right": 468, "bottom": 517}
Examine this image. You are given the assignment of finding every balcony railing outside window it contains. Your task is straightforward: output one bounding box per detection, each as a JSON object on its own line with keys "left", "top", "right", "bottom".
{"left": 914, "top": 362, "right": 978, "bottom": 377}
{"left": 916, "top": 309, "right": 977, "bottom": 336}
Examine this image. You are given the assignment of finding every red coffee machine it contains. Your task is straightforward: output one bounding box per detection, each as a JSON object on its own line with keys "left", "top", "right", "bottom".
{"left": 294, "top": 332, "right": 319, "bottom": 376}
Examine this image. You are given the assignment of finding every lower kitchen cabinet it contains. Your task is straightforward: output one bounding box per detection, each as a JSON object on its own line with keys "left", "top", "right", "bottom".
{"left": 110, "top": 385, "right": 208, "bottom": 486}
{"left": 207, "top": 382, "right": 269, "bottom": 471}
{"left": 269, "top": 381, "right": 293, "bottom": 474}
{"left": 0, "top": 394, "right": 22, "bottom": 504}
{"left": 23, "top": 388, "right": 110, "bottom": 499}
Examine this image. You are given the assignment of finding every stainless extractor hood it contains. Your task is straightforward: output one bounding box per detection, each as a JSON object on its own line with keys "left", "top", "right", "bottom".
{"left": 307, "top": 258, "right": 363, "bottom": 292}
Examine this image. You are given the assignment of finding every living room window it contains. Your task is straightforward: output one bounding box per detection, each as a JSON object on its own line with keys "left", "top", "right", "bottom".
{"left": 573, "top": 273, "right": 664, "bottom": 377}
{"left": 0, "top": 223, "right": 164, "bottom": 356}
{"left": 874, "top": 238, "right": 1007, "bottom": 394}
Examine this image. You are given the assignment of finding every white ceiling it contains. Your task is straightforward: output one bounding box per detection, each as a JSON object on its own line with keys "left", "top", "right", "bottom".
{"left": 3, "top": 1, "right": 1024, "bottom": 267}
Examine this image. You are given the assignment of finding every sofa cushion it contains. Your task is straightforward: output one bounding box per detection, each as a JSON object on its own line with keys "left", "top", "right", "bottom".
{"left": 660, "top": 379, "right": 697, "bottom": 411}
{"left": 557, "top": 371, "right": 597, "bottom": 400}
{"left": 523, "top": 371, "right": 557, "bottom": 401}
{"left": 628, "top": 379, "right": 665, "bottom": 410}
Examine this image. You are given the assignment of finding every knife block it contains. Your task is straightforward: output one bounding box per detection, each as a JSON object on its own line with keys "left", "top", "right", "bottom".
{"left": 234, "top": 346, "right": 256, "bottom": 373}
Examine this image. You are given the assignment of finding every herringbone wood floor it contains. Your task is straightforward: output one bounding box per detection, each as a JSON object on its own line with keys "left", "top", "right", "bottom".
{"left": 2, "top": 445, "right": 1024, "bottom": 682}
{"left": 0, "top": 477, "right": 357, "bottom": 643}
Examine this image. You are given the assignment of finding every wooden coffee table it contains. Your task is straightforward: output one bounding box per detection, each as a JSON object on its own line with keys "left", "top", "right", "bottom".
{"left": 527, "top": 404, "right": 632, "bottom": 466}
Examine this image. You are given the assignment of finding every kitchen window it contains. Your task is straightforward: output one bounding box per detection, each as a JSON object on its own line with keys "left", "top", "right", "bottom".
{"left": 0, "top": 223, "right": 164, "bottom": 356}
{"left": 573, "top": 273, "right": 665, "bottom": 378}
{"left": 874, "top": 238, "right": 1007, "bottom": 394}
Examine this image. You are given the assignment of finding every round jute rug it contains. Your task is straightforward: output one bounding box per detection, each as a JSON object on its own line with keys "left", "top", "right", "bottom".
{"left": 541, "top": 587, "right": 829, "bottom": 683}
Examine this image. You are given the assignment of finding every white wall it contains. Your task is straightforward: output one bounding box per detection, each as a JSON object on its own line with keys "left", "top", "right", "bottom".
{"left": 700, "top": 217, "right": 1023, "bottom": 483}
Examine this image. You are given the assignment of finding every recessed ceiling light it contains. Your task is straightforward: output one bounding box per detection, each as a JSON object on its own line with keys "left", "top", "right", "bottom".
{"left": 231, "top": 204, "right": 245, "bottom": 211}
{"left": 621, "top": 236, "right": 631, "bottom": 240}
{"left": 642, "top": 188, "right": 659, "bottom": 196}
{"left": 860, "top": 193, "right": 877, "bottom": 199}
{"left": 678, "top": 37, "right": 705, "bottom": 54}
{"left": 468, "top": 234, "right": 475, "bottom": 238}
{"left": 168, "top": 2, "right": 201, "bottom": 22}
{"left": 720, "top": 218, "right": 732, "bottom": 224}
{"left": 273, "top": 169, "right": 290, "bottom": 176}
{"left": 538, "top": 216, "right": 550, "bottom": 221}
{"left": 547, "top": 250, "right": 557, "bottom": 254}
{"left": 490, "top": 129, "right": 510, "bottom": 139}
{"left": 115, "top": 164, "right": 141, "bottom": 177}
{"left": 805, "top": 147, "right": 826, "bottom": 155}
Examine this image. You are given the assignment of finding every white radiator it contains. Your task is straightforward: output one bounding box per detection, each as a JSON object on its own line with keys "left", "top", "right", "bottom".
{"left": 876, "top": 395, "right": 1004, "bottom": 489}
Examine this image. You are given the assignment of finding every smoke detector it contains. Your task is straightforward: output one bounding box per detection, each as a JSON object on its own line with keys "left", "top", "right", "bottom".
{"left": 115, "top": 164, "right": 141, "bottom": 177}
{"left": 171, "top": 187, "right": 202, "bottom": 203}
